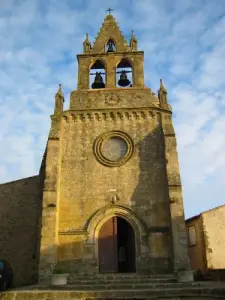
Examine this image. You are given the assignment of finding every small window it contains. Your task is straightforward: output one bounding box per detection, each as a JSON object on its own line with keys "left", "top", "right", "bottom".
{"left": 188, "top": 226, "right": 197, "bottom": 246}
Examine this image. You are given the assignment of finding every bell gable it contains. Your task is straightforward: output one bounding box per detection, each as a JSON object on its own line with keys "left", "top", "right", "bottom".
{"left": 90, "top": 14, "right": 131, "bottom": 54}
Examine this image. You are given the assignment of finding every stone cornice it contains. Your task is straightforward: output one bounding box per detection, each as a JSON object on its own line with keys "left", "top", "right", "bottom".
{"left": 77, "top": 51, "right": 144, "bottom": 59}
{"left": 58, "top": 229, "right": 88, "bottom": 236}
{"left": 66, "top": 106, "right": 172, "bottom": 113}
{"left": 59, "top": 107, "right": 171, "bottom": 123}
{"left": 50, "top": 105, "right": 172, "bottom": 121}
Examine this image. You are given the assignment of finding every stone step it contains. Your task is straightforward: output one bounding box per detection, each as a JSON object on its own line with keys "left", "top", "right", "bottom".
{"left": 69, "top": 273, "right": 175, "bottom": 278}
{"left": 68, "top": 273, "right": 177, "bottom": 284}
{"left": 68, "top": 279, "right": 177, "bottom": 285}
{"left": 68, "top": 273, "right": 176, "bottom": 281}
{"left": 56, "top": 282, "right": 202, "bottom": 290}
{"left": 68, "top": 278, "right": 177, "bottom": 284}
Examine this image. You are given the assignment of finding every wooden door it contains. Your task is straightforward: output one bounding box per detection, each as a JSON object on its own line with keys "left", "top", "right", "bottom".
{"left": 98, "top": 217, "right": 118, "bottom": 273}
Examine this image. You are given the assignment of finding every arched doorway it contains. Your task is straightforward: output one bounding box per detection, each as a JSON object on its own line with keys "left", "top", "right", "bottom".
{"left": 98, "top": 216, "right": 136, "bottom": 273}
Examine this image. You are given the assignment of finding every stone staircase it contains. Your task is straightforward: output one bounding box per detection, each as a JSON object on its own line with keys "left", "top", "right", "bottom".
{"left": 2, "top": 274, "right": 225, "bottom": 299}
{"left": 67, "top": 273, "right": 178, "bottom": 290}
{"left": 65, "top": 273, "right": 225, "bottom": 298}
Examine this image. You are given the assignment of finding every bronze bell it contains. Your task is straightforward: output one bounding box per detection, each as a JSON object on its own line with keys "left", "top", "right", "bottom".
{"left": 107, "top": 41, "right": 115, "bottom": 53}
{"left": 118, "top": 70, "right": 131, "bottom": 87}
{"left": 91, "top": 72, "right": 105, "bottom": 89}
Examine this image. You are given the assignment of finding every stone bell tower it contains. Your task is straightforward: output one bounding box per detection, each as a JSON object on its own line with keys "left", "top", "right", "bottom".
{"left": 39, "top": 12, "right": 192, "bottom": 281}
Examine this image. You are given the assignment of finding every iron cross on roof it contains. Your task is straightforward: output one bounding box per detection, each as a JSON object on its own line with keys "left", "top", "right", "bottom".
{"left": 106, "top": 8, "right": 113, "bottom": 14}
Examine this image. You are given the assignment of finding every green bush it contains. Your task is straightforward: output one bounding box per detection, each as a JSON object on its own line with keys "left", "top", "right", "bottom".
{"left": 52, "top": 267, "right": 66, "bottom": 274}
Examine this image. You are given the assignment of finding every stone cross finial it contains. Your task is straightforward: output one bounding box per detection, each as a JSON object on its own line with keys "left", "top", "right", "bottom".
{"left": 106, "top": 8, "right": 113, "bottom": 14}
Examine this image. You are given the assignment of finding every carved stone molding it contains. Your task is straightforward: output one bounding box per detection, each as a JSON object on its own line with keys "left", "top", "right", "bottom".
{"left": 48, "top": 132, "right": 60, "bottom": 139}
{"left": 105, "top": 93, "right": 121, "bottom": 105}
{"left": 61, "top": 109, "right": 162, "bottom": 123}
{"left": 51, "top": 114, "right": 61, "bottom": 123}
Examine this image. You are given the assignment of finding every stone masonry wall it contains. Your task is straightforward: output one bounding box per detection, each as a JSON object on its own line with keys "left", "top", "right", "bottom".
{"left": 186, "top": 216, "right": 206, "bottom": 273}
{"left": 56, "top": 109, "right": 173, "bottom": 274}
{"left": 0, "top": 176, "right": 42, "bottom": 286}
{"left": 202, "top": 205, "right": 225, "bottom": 270}
{"left": 162, "top": 113, "right": 191, "bottom": 272}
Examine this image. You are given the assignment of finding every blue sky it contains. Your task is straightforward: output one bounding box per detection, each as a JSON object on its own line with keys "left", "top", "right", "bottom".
{"left": 0, "top": 0, "right": 225, "bottom": 218}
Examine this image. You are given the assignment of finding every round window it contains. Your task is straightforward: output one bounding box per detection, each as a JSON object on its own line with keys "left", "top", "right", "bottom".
{"left": 102, "top": 137, "right": 128, "bottom": 161}
{"left": 94, "top": 131, "right": 134, "bottom": 167}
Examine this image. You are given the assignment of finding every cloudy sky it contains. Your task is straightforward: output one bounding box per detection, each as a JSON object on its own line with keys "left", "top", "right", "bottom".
{"left": 0, "top": 0, "right": 225, "bottom": 218}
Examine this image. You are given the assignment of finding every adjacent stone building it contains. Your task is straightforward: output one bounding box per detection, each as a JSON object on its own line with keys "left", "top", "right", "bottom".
{"left": 0, "top": 13, "right": 192, "bottom": 287}
{"left": 186, "top": 204, "right": 225, "bottom": 280}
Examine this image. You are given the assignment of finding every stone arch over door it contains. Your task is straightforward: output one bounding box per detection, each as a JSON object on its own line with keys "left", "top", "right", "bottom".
{"left": 85, "top": 204, "right": 148, "bottom": 261}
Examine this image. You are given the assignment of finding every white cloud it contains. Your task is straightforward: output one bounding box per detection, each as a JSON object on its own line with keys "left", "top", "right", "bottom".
{"left": 0, "top": 0, "right": 225, "bottom": 218}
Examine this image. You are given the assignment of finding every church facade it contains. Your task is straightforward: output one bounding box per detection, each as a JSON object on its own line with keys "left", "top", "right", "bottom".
{"left": 0, "top": 13, "right": 192, "bottom": 286}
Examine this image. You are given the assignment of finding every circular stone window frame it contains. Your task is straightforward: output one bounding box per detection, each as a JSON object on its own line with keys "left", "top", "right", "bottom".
{"left": 94, "top": 131, "right": 134, "bottom": 167}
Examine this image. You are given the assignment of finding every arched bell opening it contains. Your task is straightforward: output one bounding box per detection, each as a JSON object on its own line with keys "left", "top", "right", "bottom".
{"left": 98, "top": 216, "right": 136, "bottom": 273}
{"left": 116, "top": 58, "right": 133, "bottom": 88}
{"left": 105, "top": 38, "right": 116, "bottom": 53}
{"left": 89, "top": 60, "right": 106, "bottom": 89}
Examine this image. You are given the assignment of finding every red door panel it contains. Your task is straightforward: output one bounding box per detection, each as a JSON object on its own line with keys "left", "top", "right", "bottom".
{"left": 98, "top": 217, "right": 118, "bottom": 273}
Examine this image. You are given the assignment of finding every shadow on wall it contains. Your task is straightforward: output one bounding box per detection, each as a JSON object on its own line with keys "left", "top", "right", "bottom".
{"left": 0, "top": 175, "right": 43, "bottom": 287}
{"left": 39, "top": 219, "right": 136, "bottom": 280}
{"left": 130, "top": 122, "right": 174, "bottom": 273}
{"left": 39, "top": 241, "right": 98, "bottom": 278}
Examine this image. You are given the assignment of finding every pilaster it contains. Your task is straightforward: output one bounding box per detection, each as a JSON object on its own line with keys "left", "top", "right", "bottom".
{"left": 77, "top": 57, "right": 89, "bottom": 89}
{"left": 161, "top": 113, "right": 192, "bottom": 274}
{"left": 133, "top": 56, "right": 144, "bottom": 87}
{"left": 106, "top": 57, "right": 116, "bottom": 88}
{"left": 39, "top": 116, "right": 61, "bottom": 281}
